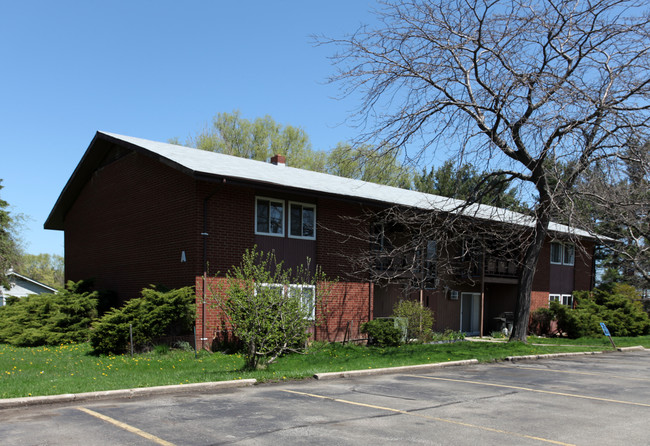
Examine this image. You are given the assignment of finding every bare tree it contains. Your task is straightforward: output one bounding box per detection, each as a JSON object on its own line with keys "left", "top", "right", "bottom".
{"left": 322, "top": 0, "right": 650, "bottom": 340}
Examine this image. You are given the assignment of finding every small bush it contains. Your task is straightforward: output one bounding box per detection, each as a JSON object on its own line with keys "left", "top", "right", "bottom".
{"left": 529, "top": 307, "right": 554, "bottom": 336}
{"left": 90, "top": 286, "right": 195, "bottom": 355}
{"left": 392, "top": 300, "right": 435, "bottom": 343}
{"left": 361, "top": 319, "right": 402, "bottom": 347}
{"left": 0, "top": 280, "right": 98, "bottom": 346}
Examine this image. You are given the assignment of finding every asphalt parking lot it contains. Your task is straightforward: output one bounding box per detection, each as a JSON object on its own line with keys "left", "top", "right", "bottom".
{"left": 1, "top": 349, "right": 648, "bottom": 445}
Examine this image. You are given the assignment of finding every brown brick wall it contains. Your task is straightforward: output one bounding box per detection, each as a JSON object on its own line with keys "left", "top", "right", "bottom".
{"left": 574, "top": 241, "right": 595, "bottom": 291}
{"left": 65, "top": 152, "right": 200, "bottom": 302}
{"left": 197, "top": 277, "right": 372, "bottom": 348}
{"left": 530, "top": 290, "right": 550, "bottom": 312}
{"left": 316, "top": 199, "right": 369, "bottom": 279}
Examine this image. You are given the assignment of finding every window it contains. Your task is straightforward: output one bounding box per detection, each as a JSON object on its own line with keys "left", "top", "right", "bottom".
{"left": 549, "top": 294, "right": 573, "bottom": 307}
{"left": 289, "top": 202, "right": 316, "bottom": 239}
{"left": 563, "top": 244, "right": 575, "bottom": 266}
{"left": 550, "top": 242, "right": 575, "bottom": 266}
{"left": 257, "top": 283, "right": 316, "bottom": 320}
{"left": 256, "top": 197, "right": 284, "bottom": 236}
{"left": 289, "top": 284, "right": 316, "bottom": 320}
{"left": 424, "top": 240, "right": 437, "bottom": 289}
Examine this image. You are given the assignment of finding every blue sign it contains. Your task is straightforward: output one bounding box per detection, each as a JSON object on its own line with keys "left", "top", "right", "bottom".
{"left": 600, "top": 322, "right": 611, "bottom": 337}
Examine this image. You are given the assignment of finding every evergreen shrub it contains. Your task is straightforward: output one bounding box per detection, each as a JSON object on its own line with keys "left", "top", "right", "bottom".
{"left": 0, "top": 280, "right": 98, "bottom": 346}
{"left": 553, "top": 285, "right": 650, "bottom": 338}
{"left": 89, "top": 286, "right": 195, "bottom": 355}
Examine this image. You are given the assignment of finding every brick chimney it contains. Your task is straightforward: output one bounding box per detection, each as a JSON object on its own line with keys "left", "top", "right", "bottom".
{"left": 270, "top": 154, "right": 286, "bottom": 166}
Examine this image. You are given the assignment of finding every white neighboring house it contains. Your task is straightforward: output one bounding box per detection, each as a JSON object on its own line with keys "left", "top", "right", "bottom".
{"left": 0, "top": 269, "right": 58, "bottom": 306}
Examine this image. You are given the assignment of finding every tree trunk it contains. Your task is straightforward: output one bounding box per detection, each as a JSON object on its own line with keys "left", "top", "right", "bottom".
{"left": 509, "top": 214, "right": 550, "bottom": 342}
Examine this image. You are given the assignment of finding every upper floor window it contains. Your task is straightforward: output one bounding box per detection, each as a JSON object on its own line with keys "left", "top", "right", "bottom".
{"left": 550, "top": 242, "right": 574, "bottom": 266}
{"left": 289, "top": 202, "right": 316, "bottom": 240}
{"left": 256, "top": 197, "right": 284, "bottom": 236}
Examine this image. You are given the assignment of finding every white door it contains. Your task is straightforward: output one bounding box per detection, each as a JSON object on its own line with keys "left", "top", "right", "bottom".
{"left": 460, "top": 293, "right": 481, "bottom": 335}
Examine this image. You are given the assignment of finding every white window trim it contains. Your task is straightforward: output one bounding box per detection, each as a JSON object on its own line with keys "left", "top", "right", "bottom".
{"left": 550, "top": 243, "right": 563, "bottom": 265}
{"left": 255, "top": 197, "right": 285, "bottom": 237}
{"left": 288, "top": 201, "right": 317, "bottom": 240}
{"left": 549, "top": 294, "right": 573, "bottom": 306}
{"left": 563, "top": 244, "right": 575, "bottom": 266}
{"left": 550, "top": 242, "right": 575, "bottom": 266}
{"left": 256, "top": 283, "right": 316, "bottom": 320}
{"left": 289, "top": 284, "right": 316, "bottom": 320}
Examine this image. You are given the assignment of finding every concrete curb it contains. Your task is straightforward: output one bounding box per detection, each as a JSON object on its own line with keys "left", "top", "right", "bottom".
{"left": 617, "top": 345, "right": 646, "bottom": 352}
{"left": 506, "top": 351, "right": 606, "bottom": 361}
{"left": 3, "top": 347, "right": 646, "bottom": 409}
{"left": 314, "top": 359, "right": 479, "bottom": 380}
{"left": 0, "top": 379, "right": 257, "bottom": 410}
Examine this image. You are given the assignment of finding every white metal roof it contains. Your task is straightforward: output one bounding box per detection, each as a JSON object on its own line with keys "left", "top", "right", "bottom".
{"left": 100, "top": 131, "right": 593, "bottom": 238}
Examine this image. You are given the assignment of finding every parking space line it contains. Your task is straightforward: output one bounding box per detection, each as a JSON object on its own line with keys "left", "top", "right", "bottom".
{"left": 76, "top": 407, "right": 176, "bottom": 446}
{"left": 406, "top": 375, "right": 650, "bottom": 407}
{"left": 495, "top": 364, "right": 650, "bottom": 382}
{"left": 281, "top": 389, "right": 574, "bottom": 445}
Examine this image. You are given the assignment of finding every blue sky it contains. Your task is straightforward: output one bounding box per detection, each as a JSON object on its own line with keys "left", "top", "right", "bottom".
{"left": 1, "top": 1, "right": 382, "bottom": 256}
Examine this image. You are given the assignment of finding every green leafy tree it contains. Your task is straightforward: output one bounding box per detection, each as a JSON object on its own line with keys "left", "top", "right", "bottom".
{"left": 176, "top": 111, "right": 416, "bottom": 187}
{"left": 186, "top": 110, "right": 329, "bottom": 172}
{"left": 216, "top": 247, "right": 331, "bottom": 370}
{"left": 0, "top": 180, "right": 22, "bottom": 288}
{"left": 414, "top": 160, "right": 525, "bottom": 211}
{"left": 16, "top": 253, "right": 64, "bottom": 289}
{"left": 573, "top": 142, "right": 650, "bottom": 291}
{"left": 326, "top": 142, "right": 413, "bottom": 188}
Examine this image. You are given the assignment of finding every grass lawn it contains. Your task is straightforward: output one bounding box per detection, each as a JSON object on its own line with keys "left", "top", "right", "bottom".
{"left": 0, "top": 337, "right": 645, "bottom": 399}
{"left": 526, "top": 334, "right": 650, "bottom": 348}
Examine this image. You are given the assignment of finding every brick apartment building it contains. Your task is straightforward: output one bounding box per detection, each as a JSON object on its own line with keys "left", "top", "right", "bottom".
{"left": 45, "top": 132, "right": 596, "bottom": 347}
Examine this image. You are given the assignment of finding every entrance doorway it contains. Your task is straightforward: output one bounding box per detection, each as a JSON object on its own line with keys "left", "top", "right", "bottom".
{"left": 460, "top": 292, "right": 481, "bottom": 335}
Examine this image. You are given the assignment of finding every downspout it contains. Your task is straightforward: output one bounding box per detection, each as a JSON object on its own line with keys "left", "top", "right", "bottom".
{"left": 478, "top": 243, "right": 485, "bottom": 338}
{"left": 201, "top": 180, "right": 225, "bottom": 350}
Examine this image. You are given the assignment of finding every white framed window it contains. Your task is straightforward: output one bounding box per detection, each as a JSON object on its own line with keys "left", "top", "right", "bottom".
{"left": 255, "top": 197, "right": 284, "bottom": 236}
{"left": 563, "top": 244, "right": 575, "bottom": 266}
{"left": 549, "top": 294, "right": 573, "bottom": 306}
{"left": 449, "top": 290, "right": 459, "bottom": 300}
{"left": 288, "top": 201, "right": 316, "bottom": 240}
{"left": 289, "top": 284, "right": 316, "bottom": 320}
{"left": 550, "top": 242, "right": 575, "bottom": 266}
{"left": 257, "top": 283, "right": 316, "bottom": 320}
